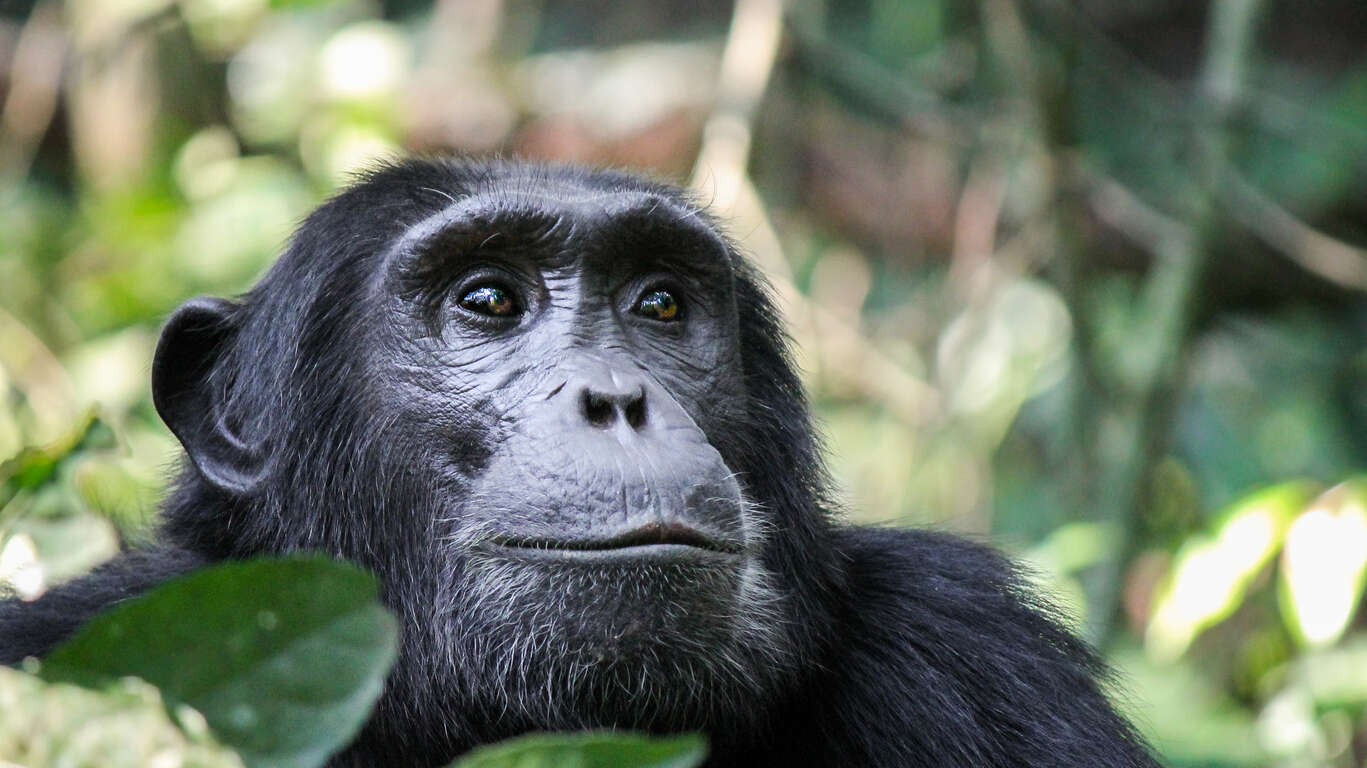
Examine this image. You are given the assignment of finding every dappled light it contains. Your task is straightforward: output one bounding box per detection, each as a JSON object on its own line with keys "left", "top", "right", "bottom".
{"left": 1281, "top": 488, "right": 1367, "bottom": 647}
{"left": 1146, "top": 484, "right": 1304, "bottom": 662}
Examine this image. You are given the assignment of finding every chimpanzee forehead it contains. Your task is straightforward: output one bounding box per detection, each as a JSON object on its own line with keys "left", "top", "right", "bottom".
{"left": 388, "top": 183, "right": 732, "bottom": 276}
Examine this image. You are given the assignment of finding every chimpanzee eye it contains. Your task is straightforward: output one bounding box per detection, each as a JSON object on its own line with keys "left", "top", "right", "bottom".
{"left": 634, "top": 289, "right": 680, "bottom": 322}
{"left": 459, "top": 285, "right": 518, "bottom": 317}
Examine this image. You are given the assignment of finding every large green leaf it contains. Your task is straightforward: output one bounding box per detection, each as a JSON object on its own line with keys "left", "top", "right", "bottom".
{"left": 42, "top": 556, "right": 398, "bottom": 768}
{"left": 452, "top": 732, "right": 708, "bottom": 768}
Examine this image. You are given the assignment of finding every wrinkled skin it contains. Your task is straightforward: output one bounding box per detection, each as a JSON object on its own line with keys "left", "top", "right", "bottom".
{"left": 1, "top": 159, "right": 1160, "bottom": 768}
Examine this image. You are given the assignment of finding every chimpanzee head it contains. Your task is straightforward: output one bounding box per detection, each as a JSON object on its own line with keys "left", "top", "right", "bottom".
{"left": 150, "top": 160, "right": 841, "bottom": 744}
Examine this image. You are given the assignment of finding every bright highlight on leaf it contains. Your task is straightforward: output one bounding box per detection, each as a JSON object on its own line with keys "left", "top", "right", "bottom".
{"left": 0, "top": 534, "right": 42, "bottom": 599}
{"left": 1146, "top": 483, "right": 1311, "bottom": 662}
{"left": 319, "top": 22, "right": 410, "bottom": 100}
{"left": 1279, "top": 484, "right": 1367, "bottom": 648}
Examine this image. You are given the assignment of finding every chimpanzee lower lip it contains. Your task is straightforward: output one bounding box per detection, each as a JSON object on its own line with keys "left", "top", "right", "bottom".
{"left": 489, "top": 522, "right": 744, "bottom": 555}
{"left": 486, "top": 542, "right": 742, "bottom": 563}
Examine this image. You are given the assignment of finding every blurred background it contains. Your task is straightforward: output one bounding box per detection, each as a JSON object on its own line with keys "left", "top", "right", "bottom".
{"left": 0, "top": 0, "right": 1364, "bottom": 764}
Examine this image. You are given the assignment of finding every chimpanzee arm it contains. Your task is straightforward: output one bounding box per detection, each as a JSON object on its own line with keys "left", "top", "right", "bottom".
{"left": 0, "top": 546, "right": 207, "bottom": 665}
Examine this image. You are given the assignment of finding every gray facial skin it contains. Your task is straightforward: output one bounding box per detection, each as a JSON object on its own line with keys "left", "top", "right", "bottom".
{"left": 367, "top": 180, "right": 793, "bottom": 727}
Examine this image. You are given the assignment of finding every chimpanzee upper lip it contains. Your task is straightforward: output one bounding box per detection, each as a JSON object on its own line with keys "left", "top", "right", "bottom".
{"left": 491, "top": 521, "right": 743, "bottom": 554}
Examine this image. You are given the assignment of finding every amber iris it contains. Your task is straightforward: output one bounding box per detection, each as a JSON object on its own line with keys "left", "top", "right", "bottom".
{"left": 636, "top": 289, "right": 679, "bottom": 321}
{"left": 460, "top": 285, "right": 516, "bottom": 317}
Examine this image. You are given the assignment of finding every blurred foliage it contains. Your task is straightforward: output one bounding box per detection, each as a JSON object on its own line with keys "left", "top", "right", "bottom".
{"left": 0, "top": 665, "right": 243, "bottom": 767}
{"left": 0, "top": 0, "right": 1365, "bottom": 765}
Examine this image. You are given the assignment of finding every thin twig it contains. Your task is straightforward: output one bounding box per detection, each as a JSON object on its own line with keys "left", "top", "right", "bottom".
{"left": 690, "top": 0, "right": 940, "bottom": 425}
{"left": 0, "top": 2, "right": 65, "bottom": 181}
{"left": 1083, "top": 0, "right": 1268, "bottom": 644}
{"left": 690, "top": 0, "right": 783, "bottom": 215}
{"left": 1086, "top": 174, "right": 1194, "bottom": 260}
{"left": 1221, "top": 171, "right": 1367, "bottom": 291}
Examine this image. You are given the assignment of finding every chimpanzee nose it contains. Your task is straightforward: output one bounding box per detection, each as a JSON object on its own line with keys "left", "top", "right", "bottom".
{"left": 579, "top": 381, "right": 647, "bottom": 430}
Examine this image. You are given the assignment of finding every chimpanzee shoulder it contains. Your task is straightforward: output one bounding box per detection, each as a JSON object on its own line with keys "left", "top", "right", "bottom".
{"left": 759, "top": 526, "right": 1157, "bottom": 767}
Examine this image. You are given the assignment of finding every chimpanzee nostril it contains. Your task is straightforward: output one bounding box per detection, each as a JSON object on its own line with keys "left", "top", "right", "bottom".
{"left": 624, "top": 392, "right": 646, "bottom": 429}
{"left": 582, "top": 391, "right": 614, "bottom": 428}
{"left": 578, "top": 384, "right": 648, "bottom": 430}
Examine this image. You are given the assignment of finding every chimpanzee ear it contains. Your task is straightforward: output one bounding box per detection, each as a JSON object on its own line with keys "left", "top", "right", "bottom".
{"left": 152, "top": 297, "right": 265, "bottom": 495}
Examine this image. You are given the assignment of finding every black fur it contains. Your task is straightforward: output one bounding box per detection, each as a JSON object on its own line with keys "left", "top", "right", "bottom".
{"left": 0, "top": 158, "right": 1158, "bottom": 767}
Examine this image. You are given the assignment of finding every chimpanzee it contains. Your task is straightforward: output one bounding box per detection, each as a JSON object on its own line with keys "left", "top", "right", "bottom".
{"left": 0, "top": 159, "right": 1159, "bottom": 767}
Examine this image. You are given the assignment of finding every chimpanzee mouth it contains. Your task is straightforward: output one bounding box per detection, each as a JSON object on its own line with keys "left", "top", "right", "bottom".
{"left": 489, "top": 521, "right": 745, "bottom": 561}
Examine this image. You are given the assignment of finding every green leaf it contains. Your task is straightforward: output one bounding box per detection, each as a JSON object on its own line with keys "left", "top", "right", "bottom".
{"left": 451, "top": 732, "right": 708, "bottom": 768}
{"left": 42, "top": 556, "right": 399, "bottom": 768}
{"left": 0, "top": 409, "right": 114, "bottom": 505}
